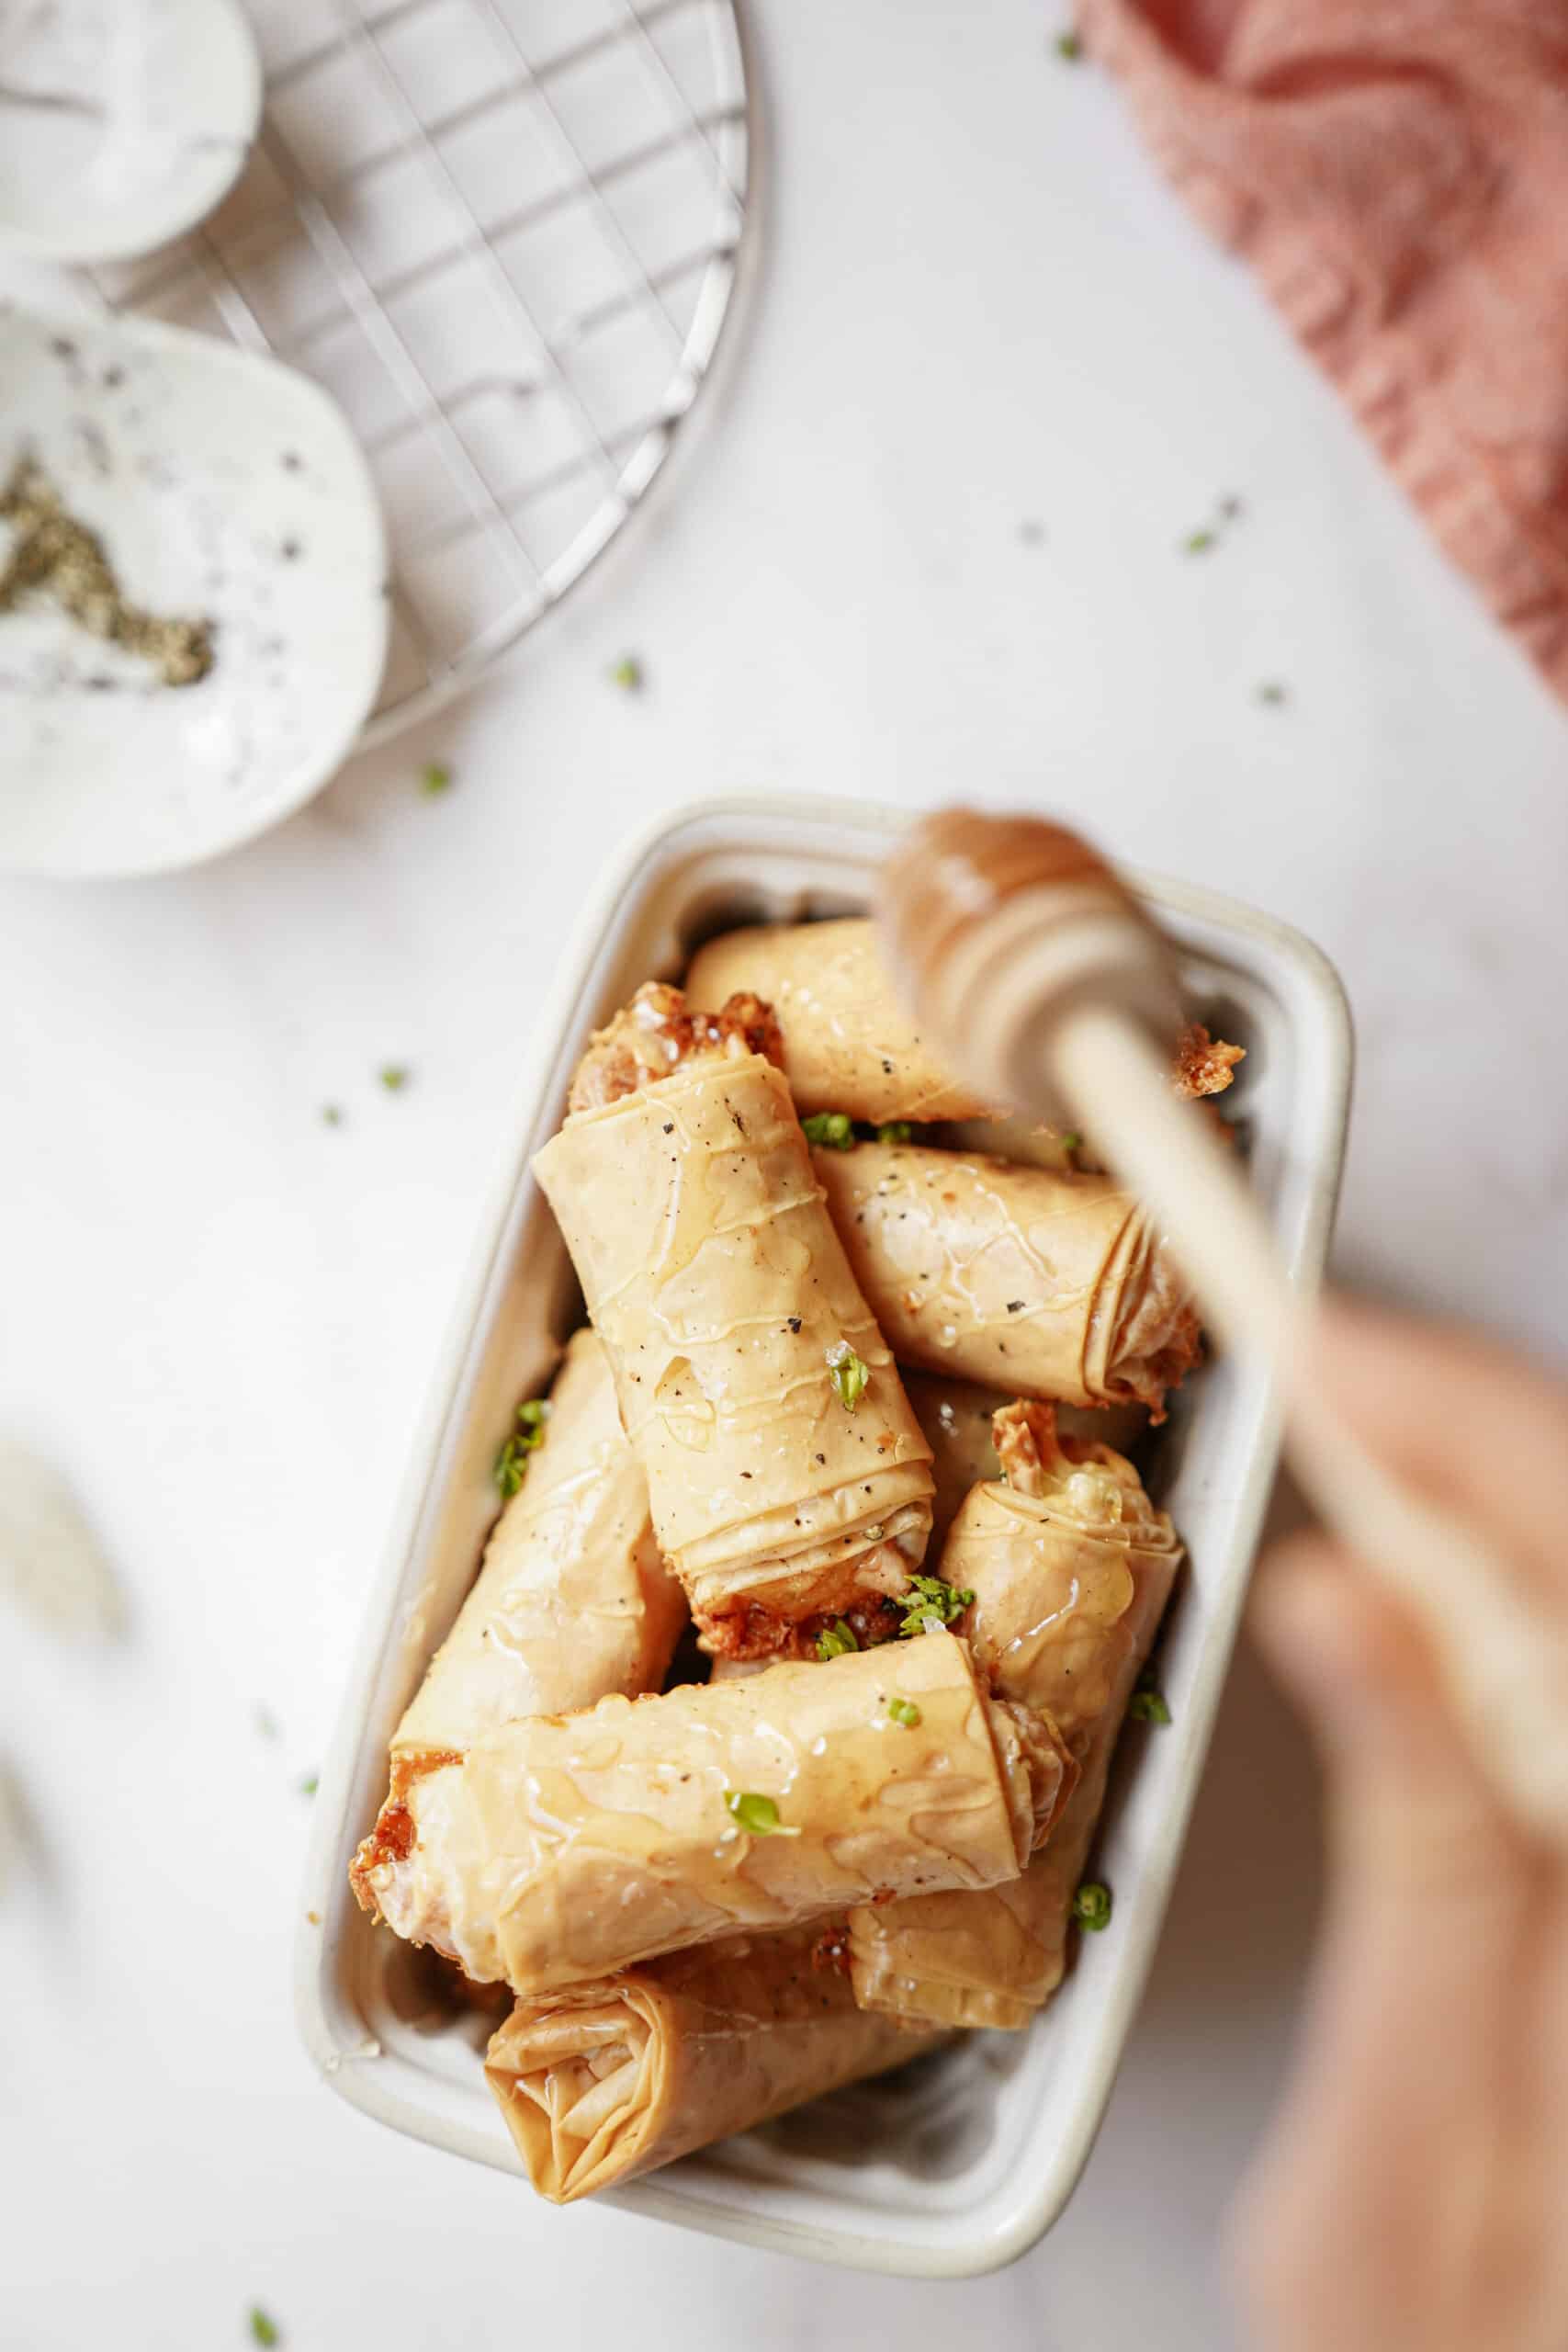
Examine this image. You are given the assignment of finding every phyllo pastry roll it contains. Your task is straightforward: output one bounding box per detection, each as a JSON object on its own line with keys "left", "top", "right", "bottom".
{"left": 815, "top": 1138, "right": 1199, "bottom": 1419}
{"left": 484, "top": 1924, "right": 942, "bottom": 2202}
{"left": 532, "top": 984, "right": 935, "bottom": 1657}
{"left": 350, "top": 1331, "right": 685, "bottom": 1966}
{"left": 397, "top": 1329, "right": 684, "bottom": 1752}
{"left": 904, "top": 1370, "right": 1148, "bottom": 1546}
{"left": 684, "top": 917, "right": 1243, "bottom": 1130}
{"left": 848, "top": 1403, "right": 1180, "bottom": 2029}
{"left": 684, "top": 916, "right": 993, "bottom": 1125}
{"left": 383, "top": 1628, "right": 1074, "bottom": 1996}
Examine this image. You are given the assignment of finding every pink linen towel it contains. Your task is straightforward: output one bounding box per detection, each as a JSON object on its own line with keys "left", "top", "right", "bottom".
{"left": 1080, "top": 0, "right": 1568, "bottom": 705}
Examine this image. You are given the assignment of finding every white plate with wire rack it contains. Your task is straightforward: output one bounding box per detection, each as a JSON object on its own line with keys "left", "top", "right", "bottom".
{"left": 1, "top": 0, "right": 752, "bottom": 748}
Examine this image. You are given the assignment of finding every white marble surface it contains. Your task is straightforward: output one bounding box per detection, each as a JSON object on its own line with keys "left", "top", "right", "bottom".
{"left": 4, "top": 2, "right": 1567, "bottom": 2346}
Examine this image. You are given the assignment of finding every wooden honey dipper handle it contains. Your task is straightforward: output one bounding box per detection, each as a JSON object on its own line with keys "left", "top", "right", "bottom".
{"left": 881, "top": 808, "right": 1568, "bottom": 1843}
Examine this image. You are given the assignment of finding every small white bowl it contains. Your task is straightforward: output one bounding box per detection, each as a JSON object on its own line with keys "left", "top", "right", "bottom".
{"left": 0, "top": 0, "right": 261, "bottom": 265}
{"left": 298, "top": 793, "right": 1352, "bottom": 2277}
{"left": 0, "top": 304, "right": 388, "bottom": 877}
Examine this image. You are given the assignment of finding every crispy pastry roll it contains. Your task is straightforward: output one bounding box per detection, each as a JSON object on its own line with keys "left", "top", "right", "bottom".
{"left": 350, "top": 1331, "right": 686, "bottom": 1964}
{"left": 685, "top": 916, "right": 991, "bottom": 1125}
{"left": 904, "top": 1370, "right": 1149, "bottom": 1544}
{"left": 484, "top": 1924, "right": 942, "bottom": 2202}
{"left": 848, "top": 1403, "right": 1181, "bottom": 2029}
{"left": 361, "top": 1630, "right": 1074, "bottom": 1995}
{"left": 816, "top": 1139, "right": 1199, "bottom": 1419}
{"left": 685, "top": 917, "right": 1242, "bottom": 1129}
{"left": 532, "top": 985, "right": 935, "bottom": 1657}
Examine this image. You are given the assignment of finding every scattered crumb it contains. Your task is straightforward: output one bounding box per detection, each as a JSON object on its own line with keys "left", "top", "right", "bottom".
{"left": 1180, "top": 492, "right": 1247, "bottom": 558}
{"left": 306, "top": 1909, "right": 321, "bottom": 1926}
{"left": 1256, "top": 680, "right": 1289, "bottom": 706}
{"left": 0, "top": 1441, "right": 123, "bottom": 1639}
{"left": 1018, "top": 519, "right": 1046, "bottom": 547}
{"left": 321, "top": 1104, "right": 344, "bottom": 1127}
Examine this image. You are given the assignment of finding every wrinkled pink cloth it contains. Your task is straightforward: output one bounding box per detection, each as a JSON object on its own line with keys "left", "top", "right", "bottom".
{"left": 1082, "top": 0, "right": 1568, "bottom": 703}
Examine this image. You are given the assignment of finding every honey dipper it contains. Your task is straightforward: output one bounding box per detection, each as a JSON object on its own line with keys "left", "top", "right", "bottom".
{"left": 880, "top": 808, "right": 1568, "bottom": 1842}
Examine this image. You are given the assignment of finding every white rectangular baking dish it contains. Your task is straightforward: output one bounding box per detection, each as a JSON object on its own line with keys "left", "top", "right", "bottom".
{"left": 297, "top": 791, "right": 1352, "bottom": 2278}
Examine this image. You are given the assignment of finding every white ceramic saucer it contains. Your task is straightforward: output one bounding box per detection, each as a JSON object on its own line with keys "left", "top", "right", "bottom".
{"left": 0, "top": 302, "right": 389, "bottom": 877}
{"left": 0, "top": 0, "right": 261, "bottom": 265}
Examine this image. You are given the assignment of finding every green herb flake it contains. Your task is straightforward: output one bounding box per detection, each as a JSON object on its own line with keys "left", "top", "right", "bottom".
{"left": 816, "top": 1619, "right": 859, "bottom": 1661}
{"left": 802, "top": 1111, "right": 856, "bottom": 1151}
{"left": 1055, "top": 28, "right": 1082, "bottom": 59}
{"left": 610, "top": 655, "right": 644, "bottom": 693}
{"left": 724, "top": 1790, "right": 798, "bottom": 1837}
{"left": 886, "top": 1697, "right": 922, "bottom": 1728}
{"left": 897, "top": 1575, "right": 976, "bottom": 1638}
{"left": 254, "top": 1705, "right": 279, "bottom": 1742}
{"left": 321, "top": 1103, "right": 344, "bottom": 1127}
{"left": 874, "top": 1122, "right": 913, "bottom": 1145}
{"left": 494, "top": 1396, "right": 551, "bottom": 1499}
{"left": 299, "top": 1773, "right": 319, "bottom": 1797}
{"left": 249, "top": 2311, "right": 280, "bottom": 2348}
{"left": 1058, "top": 1130, "right": 1082, "bottom": 1152}
{"left": 826, "top": 1343, "right": 870, "bottom": 1411}
{"left": 1256, "top": 681, "right": 1289, "bottom": 707}
{"left": 1182, "top": 527, "right": 1216, "bottom": 557}
{"left": 1129, "top": 1685, "right": 1171, "bottom": 1725}
{"left": 419, "top": 762, "right": 453, "bottom": 797}
{"left": 1072, "top": 1881, "right": 1113, "bottom": 1932}
{"left": 378, "top": 1065, "right": 411, "bottom": 1092}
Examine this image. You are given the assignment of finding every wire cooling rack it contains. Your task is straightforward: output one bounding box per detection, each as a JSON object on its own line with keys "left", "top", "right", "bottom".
{"left": 40, "top": 0, "right": 752, "bottom": 744}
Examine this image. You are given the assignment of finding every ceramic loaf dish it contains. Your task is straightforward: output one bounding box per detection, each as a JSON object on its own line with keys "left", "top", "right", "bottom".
{"left": 297, "top": 794, "right": 1351, "bottom": 2276}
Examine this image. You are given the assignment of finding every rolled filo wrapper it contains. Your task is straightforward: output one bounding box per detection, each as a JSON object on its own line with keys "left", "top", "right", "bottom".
{"left": 398, "top": 1329, "right": 685, "bottom": 1752}
{"left": 484, "top": 1924, "right": 942, "bottom": 2202}
{"left": 848, "top": 1403, "right": 1181, "bottom": 2029}
{"left": 431, "top": 1628, "right": 1075, "bottom": 1995}
{"left": 532, "top": 985, "right": 935, "bottom": 1655}
{"left": 904, "top": 1370, "right": 1148, "bottom": 1545}
{"left": 685, "top": 917, "right": 992, "bottom": 1125}
{"left": 815, "top": 1139, "right": 1199, "bottom": 1419}
{"left": 349, "top": 1331, "right": 686, "bottom": 1968}
{"left": 684, "top": 918, "right": 1242, "bottom": 1130}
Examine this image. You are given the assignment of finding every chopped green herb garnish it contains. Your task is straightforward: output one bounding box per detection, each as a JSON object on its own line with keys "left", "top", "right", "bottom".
{"left": 299, "top": 1772, "right": 319, "bottom": 1796}
{"left": 495, "top": 1396, "right": 551, "bottom": 1498}
{"left": 802, "top": 1111, "right": 855, "bottom": 1150}
{"left": 1072, "top": 1881, "right": 1112, "bottom": 1931}
{"left": 378, "top": 1065, "right": 411, "bottom": 1091}
{"left": 610, "top": 655, "right": 644, "bottom": 692}
{"left": 321, "top": 1103, "right": 344, "bottom": 1127}
{"left": 826, "top": 1343, "right": 870, "bottom": 1410}
{"left": 724, "top": 1790, "right": 798, "bottom": 1837}
{"left": 1256, "top": 681, "right": 1289, "bottom": 706}
{"left": 897, "top": 1575, "right": 976, "bottom": 1637}
{"left": 1055, "top": 28, "right": 1082, "bottom": 59}
{"left": 886, "top": 1697, "right": 922, "bottom": 1728}
{"left": 1058, "top": 1130, "right": 1082, "bottom": 1152}
{"left": 1129, "top": 1684, "right": 1171, "bottom": 1725}
{"left": 816, "top": 1619, "right": 859, "bottom": 1661}
{"left": 1182, "top": 527, "right": 1216, "bottom": 556}
{"left": 254, "top": 1705, "right": 279, "bottom": 1742}
{"left": 249, "top": 2311, "right": 280, "bottom": 2348}
{"left": 419, "top": 762, "right": 453, "bottom": 796}
{"left": 874, "top": 1122, "right": 913, "bottom": 1145}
